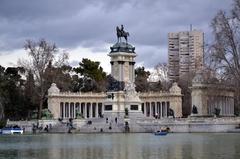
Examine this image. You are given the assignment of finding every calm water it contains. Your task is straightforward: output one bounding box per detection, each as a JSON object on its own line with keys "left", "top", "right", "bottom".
{"left": 0, "top": 133, "right": 240, "bottom": 159}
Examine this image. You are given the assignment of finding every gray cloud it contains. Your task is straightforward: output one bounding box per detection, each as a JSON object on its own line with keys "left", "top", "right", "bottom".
{"left": 0, "top": 0, "right": 233, "bottom": 69}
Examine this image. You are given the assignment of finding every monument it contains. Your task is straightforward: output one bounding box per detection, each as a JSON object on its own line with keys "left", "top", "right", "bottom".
{"left": 104, "top": 25, "right": 143, "bottom": 119}
{"left": 47, "top": 26, "right": 183, "bottom": 122}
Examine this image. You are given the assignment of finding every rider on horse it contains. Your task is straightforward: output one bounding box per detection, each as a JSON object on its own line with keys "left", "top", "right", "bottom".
{"left": 116, "top": 25, "right": 129, "bottom": 43}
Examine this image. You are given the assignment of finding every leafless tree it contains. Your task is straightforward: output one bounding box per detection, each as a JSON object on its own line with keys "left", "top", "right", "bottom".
{"left": 209, "top": 0, "right": 240, "bottom": 113}
{"left": 153, "top": 63, "right": 171, "bottom": 91}
{"left": 18, "top": 39, "right": 69, "bottom": 118}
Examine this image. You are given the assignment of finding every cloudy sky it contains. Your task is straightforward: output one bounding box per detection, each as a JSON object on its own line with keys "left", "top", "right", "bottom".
{"left": 0, "top": 0, "right": 233, "bottom": 73}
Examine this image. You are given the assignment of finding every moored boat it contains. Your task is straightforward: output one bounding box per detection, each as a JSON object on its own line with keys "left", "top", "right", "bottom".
{"left": 1, "top": 126, "right": 23, "bottom": 135}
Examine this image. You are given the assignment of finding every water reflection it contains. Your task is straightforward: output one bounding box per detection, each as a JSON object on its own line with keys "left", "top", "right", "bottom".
{"left": 0, "top": 133, "right": 240, "bottom": 159}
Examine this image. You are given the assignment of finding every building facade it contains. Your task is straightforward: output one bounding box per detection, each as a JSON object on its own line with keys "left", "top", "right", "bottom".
{"left": 48, "top": 82, "right": 183, "bottom": 119}
{"left": 191, "top": 71, "right": 235, "bottom": 116}
{"left": 168, "top": 30, "right": 204, "bottom": 81}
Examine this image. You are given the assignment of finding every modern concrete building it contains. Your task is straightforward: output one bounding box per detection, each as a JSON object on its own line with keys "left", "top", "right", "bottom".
{"left": 168, "top": 30, "right": 204, "bottom": 81}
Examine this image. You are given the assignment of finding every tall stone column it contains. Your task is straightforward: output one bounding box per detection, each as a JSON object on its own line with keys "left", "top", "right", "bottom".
{"left": 149, "top": 103, "right": 152, "bottom": 117}
{"left": 132, "top": 62, "right": 135, "bottom": 82}
{"left": 220, "top": 97, "right": 223, "bottom": 115}
{"left": 162, "top": 102, "right": 165, "bottom": 117}
{"left": 110, "top": 62, "right": 114, "bottom": 76}
{"left": 154, "top": 102, "right": 157, "bottom": 117}
{"left": 84, "top": 103, "right": 87, "bottom": 118}
{"left": 231, "top": 98, "right": 234, "bottom": 115}
{"left": 129, "top": 62, "right": 132, "bottom": 82}
{"left": 129, "top": 62, "right": 135, "bottom": 83}
{"left": 223, "top": 97, "right": 227, "bottom": 115}
{"left": 144, "top": 103, "right": 147, "bottom": 117}
{"left": 160, "top": 103, "right": 163, "bottom": 118}
{"left": 102, "top": 104, "right": 104, "bottom": 116}
{"left": 68, "top": 103, "right": 70, "bottom": 118}
{"left": 165, "top": 102, "right": 168, "bottom": 117}
{"left": 80, "top": 103, "right": 82, "bottom": 115}
{"left": 90, "top": 103, "right": 93, "bottom": 118}
{"left": 226, "top": 98, "right": 229, "bottom": 115}
{"left": 63, "top": 103, "right": 65, "bottom": 119}
{"left": 73, "top": 103, "right": 76, "bottom": 118}
{"left": 118, "top": 61, "right": 124, "bottom": 82}
{"left": 96, "top": 103, "right": 99, "bottom": 118}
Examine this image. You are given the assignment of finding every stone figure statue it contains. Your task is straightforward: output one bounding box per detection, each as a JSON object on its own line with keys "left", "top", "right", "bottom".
{"left": 116, "top": 25, "right": 130, "bottom": 43}
{"left": 192, "top": 105, "right": 198, "bottom": 114}
{"left": 168, "top": 108, "right": 175, "bottom": 118}
{"left": 214, "top": 108, "right": 221, "bottom": 117}
{"left": 124, "top": 82, "right": 140, "bottom": 101}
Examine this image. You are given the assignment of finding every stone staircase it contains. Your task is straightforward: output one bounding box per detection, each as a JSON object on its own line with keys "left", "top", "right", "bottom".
{"left": 79, "top": 117, "right": 126, "bottom": 133}
{"left": 78, "top": 112, "right": 151, "bottom": 133}
{"left": 48, "top": 121, "right": 70, "bottom": 133}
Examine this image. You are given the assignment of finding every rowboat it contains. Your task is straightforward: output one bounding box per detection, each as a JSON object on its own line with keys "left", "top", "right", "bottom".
{"left": 154, "top": 130, "right": 168, "bottom": 136}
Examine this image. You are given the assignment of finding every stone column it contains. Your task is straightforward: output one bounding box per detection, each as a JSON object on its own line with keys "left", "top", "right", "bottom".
{"left": 73, "top": 103, "right": 76, "bottom": 118}
{"left": 129, "top": 62, "right": 135, "bottom": 83}
{"left": 96, "top": 103, "right": 99, "bottom": 118}
{"left": 118, "top": 61, "right": 121, "bottom": 81}
{"left": 231, "top": 98, "right": 234, "bottom": 115}
{"left": 90, "top": 103, "right": 93, "bottom": 118}
{"left": 80, "top": 103, "right": 82, "bottom": 116}
{"left": 110, "top": 61, "right": 114, "bottom": 76}
{"left": 154, "top": 102, "right": 157, "bottom": 117}
{"left": 129, "top": 62, "right": 132, "bottom": 82}
{"left": 228, "top": 97, "right": 231, "bottom": 115}
{"left": 68, "top": 103, "right": 71, "bottom": 118}
{"left": 132, "top": 62, "right": 135, "bottom": 82}
{"left": 162, "top": 102, "right": 165, "bottom": 117}
{"left": 165, "top": 102, "right": 168, "bottom": 117}
{"left": 226, "top": 98, "right": 229, "bottom": 115}
{"left": 160, "top": 102, "right": 162, "bottom": 118}
{"left": 149, "top": 102, "right": 152, "bottom": 117}
{"left": 63, "top": 103, "right": 65, "bottom": 119}
{"left": 223, "top": 97, "right": 227, "bottom": 115}
{"left": 118, "top": 61, "right": 124, "bottom": 81}
{"left": 84, "top": 103, "right": 87, "bottom": 118}
{"left": 102, "top": 103, "right": 104, "bottom": 116}
{"left": 220, "top": 97, "right": 223, "bottom": 115}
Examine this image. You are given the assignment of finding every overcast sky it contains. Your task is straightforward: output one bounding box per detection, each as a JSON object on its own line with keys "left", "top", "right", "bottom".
{"left": 0, "top": 0, "right": 233, "bottom": 73}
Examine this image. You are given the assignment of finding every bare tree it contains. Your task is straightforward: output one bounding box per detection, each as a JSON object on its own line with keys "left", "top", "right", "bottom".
{"left": 153, "top": 63, "right": 171, "bottom": 90}
{"left": 18, "top": 39, "right": 68, "bottom": 118}
{"left": 210, "top": 0, "right": 240, "bottom": 113}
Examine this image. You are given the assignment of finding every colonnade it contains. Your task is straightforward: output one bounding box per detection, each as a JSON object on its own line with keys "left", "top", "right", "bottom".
{"left": 60, "top": 102, "right": 103, "bottom": 119}
{"left": 207, "top": 96, "right": 234, "bottom": 115}
{"left": 110, "top": 61, "right": 135, "bottom": 83}
{"left": 141, "top": 101, "right": 170, "bottom": 118}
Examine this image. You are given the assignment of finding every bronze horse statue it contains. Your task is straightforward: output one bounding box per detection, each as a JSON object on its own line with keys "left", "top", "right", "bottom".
{"left": 116, "top": 25, "right": 130, "bottom": 43}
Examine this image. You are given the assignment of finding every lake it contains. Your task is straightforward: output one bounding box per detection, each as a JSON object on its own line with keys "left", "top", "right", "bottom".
{"left": 0, "top": 133, "right": 240, "bottom": 159}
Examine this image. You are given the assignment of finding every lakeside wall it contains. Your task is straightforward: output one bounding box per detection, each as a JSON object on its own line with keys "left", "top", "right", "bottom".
{"left": 7, "top": 117, "right": 240, "bottom": 133}
{"left": 137, "top": 117, "right": 240, "bottom": 133}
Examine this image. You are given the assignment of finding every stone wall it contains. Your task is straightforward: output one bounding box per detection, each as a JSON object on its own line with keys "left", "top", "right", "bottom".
{"left": 138, "top": 117, "right": 240, "bottom": 133}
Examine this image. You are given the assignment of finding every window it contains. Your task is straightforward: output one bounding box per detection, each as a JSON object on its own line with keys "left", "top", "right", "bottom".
{"left": 105, "top": 105, "right": 112, "bottom": 111}
{"left": 130, "top": 105, "right": 138, "bottom": 110}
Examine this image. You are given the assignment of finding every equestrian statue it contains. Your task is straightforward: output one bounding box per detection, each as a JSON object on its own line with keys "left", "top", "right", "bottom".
{"left": 116, "top": 25, "right": 130, "bottom": 43}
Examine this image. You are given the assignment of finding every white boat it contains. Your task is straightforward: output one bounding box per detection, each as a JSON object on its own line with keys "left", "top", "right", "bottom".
{"left": 1, "top": 126, "right": 23, "bottom": 135}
